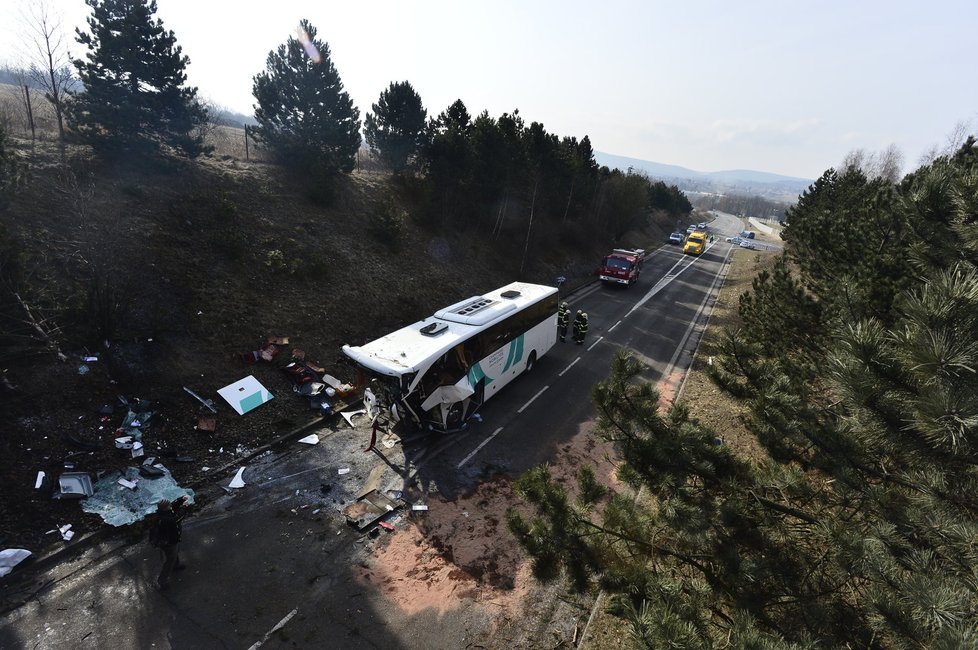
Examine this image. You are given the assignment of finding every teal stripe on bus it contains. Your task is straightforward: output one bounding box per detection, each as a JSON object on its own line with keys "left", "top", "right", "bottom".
{"left": 468, "top": 363, "right": 488, "bottom": 388}
{"left": 502, "top": 335, "right": 525, "bottom": 373}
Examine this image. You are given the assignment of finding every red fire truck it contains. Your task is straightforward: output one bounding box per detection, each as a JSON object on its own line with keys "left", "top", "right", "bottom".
{"left": 597, "top": 248, "right": 645, "bottom": 286}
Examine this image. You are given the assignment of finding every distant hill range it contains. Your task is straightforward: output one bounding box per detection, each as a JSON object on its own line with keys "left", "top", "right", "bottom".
{"left": 594, "top": 151, "right": 812, "bottom": 203}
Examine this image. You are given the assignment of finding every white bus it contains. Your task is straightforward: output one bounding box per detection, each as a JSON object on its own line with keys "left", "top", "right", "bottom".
{"left": 342, "top": 281, "right": 559, "bottom": 433}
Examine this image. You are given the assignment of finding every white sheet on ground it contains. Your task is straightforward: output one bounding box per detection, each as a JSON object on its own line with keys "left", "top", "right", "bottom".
{"left": 218, "top": 375, "right": 274, "bottom": 415}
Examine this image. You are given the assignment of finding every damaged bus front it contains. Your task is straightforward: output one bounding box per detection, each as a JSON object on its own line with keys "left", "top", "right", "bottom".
{"left": 342, "top": 282, "right": 558, "bottom": 433}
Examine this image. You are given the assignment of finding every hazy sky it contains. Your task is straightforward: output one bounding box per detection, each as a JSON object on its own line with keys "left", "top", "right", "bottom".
{"left": 1, "top": 0, "right": 975, "bottom": 179}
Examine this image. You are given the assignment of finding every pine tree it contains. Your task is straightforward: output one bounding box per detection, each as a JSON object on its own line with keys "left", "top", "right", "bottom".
{"left": 782, "top": 167, "right": 911, "bottom": 323}
{"left": 419, "top": 100, "right": 474, "bottom": 226}
{"left": 66, "top": 0, "right": 209, "bottom": 158}
{"left": 252, "top": 20, "right": 361, "bottom": 181}
{"left": 363, "top": 81, "right": 427, "bottom": 173}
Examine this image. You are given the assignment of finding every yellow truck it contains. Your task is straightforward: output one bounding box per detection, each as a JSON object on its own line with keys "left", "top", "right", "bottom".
{"left": 683, "top": 230, "right": 707, "bottom": 256}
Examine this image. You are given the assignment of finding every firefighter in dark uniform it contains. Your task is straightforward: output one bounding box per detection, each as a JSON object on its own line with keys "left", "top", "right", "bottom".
{"left": 573, "top": 310, "right": 589, "bottom": 344}
{"left": 557, "top": 302, "right": 570, "bottom": 342}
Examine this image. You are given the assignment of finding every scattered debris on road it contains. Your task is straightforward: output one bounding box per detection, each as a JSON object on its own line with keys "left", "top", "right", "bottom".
{"left": 54, "top": 472, "right": 94, "bottom": 499}
{"left": 83, "top": 466, "right": 195, "bottom": 526}
{"left": 343, "top": 489, "right": 404, "bottom": 532}
{"left": 183, "top": 386, "right": 218, "bottom": 413}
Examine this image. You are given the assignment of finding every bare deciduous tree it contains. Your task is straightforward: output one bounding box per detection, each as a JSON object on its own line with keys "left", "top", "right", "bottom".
{"left": 192, "top": 96, "right": 228, "bottom": 150}
{"left": 20, "top": 0, "right": 77, "bottom": 144}
{"left": 840, "top": 143, "right": 903, "bottom": 183}
{"left": 917, "top": 119, "right": 975, "bottom": 166}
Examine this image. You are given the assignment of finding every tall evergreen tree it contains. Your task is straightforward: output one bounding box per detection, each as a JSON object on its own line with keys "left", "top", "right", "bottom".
{"left": 648, "top": 180, "right": 693, "bottom": 218}
{"left": 420, "top": 100, "right": 473, "bottom": 226}
{"left": 252, "top": 20, "right": 361, "bottom": 179}
{"left": 66, "top": 0, "right": 208, "bottom": 157}
{"left": 783, "top": 167, "right": 910, "bottom": 323}
{"left": 364, "top": 81, "right": 427, "bottom": 173}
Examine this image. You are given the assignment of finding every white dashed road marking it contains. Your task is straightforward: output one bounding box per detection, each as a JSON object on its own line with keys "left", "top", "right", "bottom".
{"left": 456, "top": 427, "right": 505, "bottom": 468}
{"left": 559, "top": 357, "right": 581, "bottom": 377}
{"left": 517, "top": 385, "right": 549, "bottom": 413}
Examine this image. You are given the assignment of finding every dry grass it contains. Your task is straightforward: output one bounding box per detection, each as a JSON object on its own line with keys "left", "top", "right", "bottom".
{"left": 679, "top": 247, "right": 779, "bottom": 463}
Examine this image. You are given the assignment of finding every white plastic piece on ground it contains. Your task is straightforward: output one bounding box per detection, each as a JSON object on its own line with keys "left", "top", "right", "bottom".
{"left": 34, "top": 471, "right": 45, "bottom": 489}
{"left": 322, "top": 373, "right": 340, "bottom": 388}
{"left": 228, "top": 467, "right": 247, "bottom": 489}
{"left": 131, "top": 441, "right": 144, "bottom": 458}
{"left": 297, "top": 434, "right": 319, "bottom": 445}
{"left": 337, "top": 468, "right": 350, "bottom": 475}
{"left": 118, "top": 478, "right": 137, "bottom": 490}
{"left": 341, "top": 409, "right": 366, "bottom": 428}
{"left": 0, "top": 549, "right": 31, "bottom": 578}
{"left": 411, "top": 504, "right": 428, "bottom": 511}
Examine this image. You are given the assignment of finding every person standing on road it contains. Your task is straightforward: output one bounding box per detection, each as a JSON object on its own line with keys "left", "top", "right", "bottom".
{"left": 557, "top": 302, "right": 570, "bottom": 342}
{"left": 153, "top": 496, "right": 189, "bottom": 590}
{"left": 573, "top": 310, "right": 589, "bottom": 345}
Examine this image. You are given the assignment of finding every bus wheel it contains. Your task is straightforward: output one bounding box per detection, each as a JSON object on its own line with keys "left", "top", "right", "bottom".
{"left": 525, "top": 351, "right": 537, "bottom": 373}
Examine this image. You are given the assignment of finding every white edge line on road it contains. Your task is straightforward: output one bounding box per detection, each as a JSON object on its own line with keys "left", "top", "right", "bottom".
{"left": 627, "top": 254, "right": 700, "bottom": 317}
{"left": 673, "top": 246, "right": 733, "bottom": 403}
{"left": 456, "top": 426, "right": 505, "bottom": 469}
{"left": 517, "top": 385, "right": 549, "bottom": 414}
{"left": 587, "top": 336, "right": 603, "bottom": 352}
{"left": 608, "top": 319, "right": 622, "bottom": 332}
{"left": 558, "top": 357, "right": 581, "bottom": 377}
